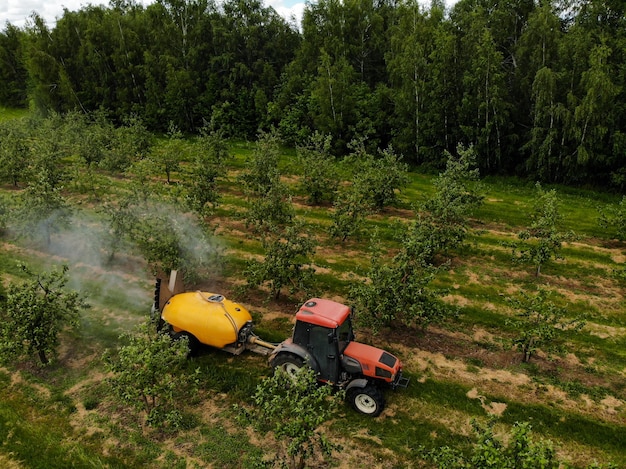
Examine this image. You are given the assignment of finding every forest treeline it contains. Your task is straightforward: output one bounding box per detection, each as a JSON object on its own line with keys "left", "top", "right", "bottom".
{"left": 1, "top": 0, "right": 625, "bottom": 186}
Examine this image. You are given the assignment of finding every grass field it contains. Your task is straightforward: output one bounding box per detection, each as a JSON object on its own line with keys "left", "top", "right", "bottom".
{"left": 0, "top": 115, "right": 624, "bottom": 468}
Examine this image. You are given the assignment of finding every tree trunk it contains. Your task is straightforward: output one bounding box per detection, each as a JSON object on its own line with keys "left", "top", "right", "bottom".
{"left": 38, "top": 348, "right": 49, "bottom": 365}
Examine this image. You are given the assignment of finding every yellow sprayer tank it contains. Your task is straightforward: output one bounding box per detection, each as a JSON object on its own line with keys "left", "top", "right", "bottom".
{"left": 161, "top": 291, "right": 252, "bottom": 348}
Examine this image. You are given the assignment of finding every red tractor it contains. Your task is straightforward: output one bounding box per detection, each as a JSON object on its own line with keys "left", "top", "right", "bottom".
{"left": 154, "top": 272, "right": 408, "bottom": 416}
{"left": 269, "top": 298, "right": 408, "bottom": 416}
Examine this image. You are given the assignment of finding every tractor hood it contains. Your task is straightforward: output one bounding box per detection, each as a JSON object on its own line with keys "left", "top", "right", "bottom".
{"left": 343, "top": 342, "right": 402, "bottom": 384}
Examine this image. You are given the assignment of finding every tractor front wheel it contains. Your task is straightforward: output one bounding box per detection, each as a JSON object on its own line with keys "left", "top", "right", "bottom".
{"left": 271, "top": 354, "right": 304, "bottom": 379}
{"left": 347, "top": 385, "right": 385, "bottom": 417}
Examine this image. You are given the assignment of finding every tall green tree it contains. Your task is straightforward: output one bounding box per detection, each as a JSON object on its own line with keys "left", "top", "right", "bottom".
{"left": 238, "top": 367, "right": 342, "bottom": 469}
{"left": 310, "top": 51, "right": 359, "bottom": 148}
{"left": 0, "top": 118, "right": 29, "bottom": 187}
{"left": 104, "top": 318, "right": 199, "bottom": 428}
{"left": 152, "top": 122, "right": 184, "bottom": 184}
{"left": 524, "top": 66, "right": 565, "bottom": 181}
{"left": 297, "top": 132, "right": 338, "bottom": 205}
{"left": 350, "top": 231, "right": 450, "bottom": 331}
{"left": 459, "top": 23, "right": 509, "bottom": 172}
{"left": 244, "top": 221, "right": 316, "bottom": 300}
{"left": 22, "top": 15, "right": 67, "bottom": 114}
{"left": 386, "top": 1, "right": 432, "bottom": 163}
{"left": 573, "top": 44, "right": 620, "bottom": 179}
{"left": 186, "top": 126, "right": 230, "bottom": 216}
{"left": 518, "top": 1, "right": 566, "bottom": 182}
{"left": 508, "top": 183, "right": 576, "bottom": 276}
{"left": 0, "top": 23, "right": 28, "bottom": 107}
{"left": 348, "top": 140, "right": 409, "bottom": 211}
{"left": 0, "top": 264, "right": 88, "bottom": 365}
{"left": 507, "top": 287, "right": 584, "bottom": 362}
{"left": 423, "top": 14, "right": 461, "bottom": 165}
{"left": 418, "top": 144, "right": 484, "bottom": 262}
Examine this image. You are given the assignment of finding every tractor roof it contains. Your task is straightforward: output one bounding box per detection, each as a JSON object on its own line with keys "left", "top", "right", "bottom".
{"left": 295, "top": 298, "right": 351, "bottom": 329}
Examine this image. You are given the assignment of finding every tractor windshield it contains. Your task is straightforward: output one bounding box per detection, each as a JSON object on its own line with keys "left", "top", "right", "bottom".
{"left": 337, "top": 316, "right": 353, "bottom": 353}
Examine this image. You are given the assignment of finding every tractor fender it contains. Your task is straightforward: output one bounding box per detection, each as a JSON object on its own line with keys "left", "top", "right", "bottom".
{"left": 269, "top": 341, "right": 320, "bottom": 373}
{"left": 345, "top": 378, "right": 369, "bottom": 392}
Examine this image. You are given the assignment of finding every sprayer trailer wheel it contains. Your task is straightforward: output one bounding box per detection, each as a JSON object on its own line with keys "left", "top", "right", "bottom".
{"left": 171, "top": 331, "right": 200, "bottom": 356}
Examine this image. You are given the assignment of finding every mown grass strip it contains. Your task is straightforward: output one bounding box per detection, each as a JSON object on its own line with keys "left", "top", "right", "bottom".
{"left": 501, "top": 401, "right": 626, "bottom": 465}
{"left": 194, "top": 421, "right": 264, "bottom": 468}
{"left": 0, "top": 380, "right": 125, "bottom": 468}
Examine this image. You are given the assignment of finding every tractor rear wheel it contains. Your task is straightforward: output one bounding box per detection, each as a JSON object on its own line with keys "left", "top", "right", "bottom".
{"left": 271, "top": 354, "right": 304, "bottom": 379}
{"left": 347, "top": 385, "right": 385, "bottom": 417}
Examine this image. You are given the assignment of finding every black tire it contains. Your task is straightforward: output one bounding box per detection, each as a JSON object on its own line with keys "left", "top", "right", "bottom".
{"left": 155, "top": 316, "right": 166, "bottom": 333}
{"left": 347, "top": 385, "right": 385, "bottom": 417}
{"left": 271, "top": 354, "right": 305, "bottom": 379}
{"left": 171, "top": 331, "right": 200, "bottom": 357}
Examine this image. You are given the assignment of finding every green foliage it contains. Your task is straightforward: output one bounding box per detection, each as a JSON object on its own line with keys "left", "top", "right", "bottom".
{"left": 61, "top": 111, "right": 112, "bottom": 167}
{"left": 418, "top": 144, "right": 484, "bottom": 261}
{"left": 100, "top": 114, "right": 152, "bottom": 172}
{"left": 7, "top": 116, "right": 79, "bottom": 246}
{"left": 459, "top": 26, "right": 509, "bottom": 171}
{"left": 350, "top": 231, "right": 450, "bottom": 331}
{"left": 0, "top": 118, "right": 29, "bottom": 186}
{"left": 328, "top": 186, "right": 371, "bottom": 242}
{"left": 309, "top": 51, "right": 359, "bottom": 150}
{"left": 125, "top": 158, "right": 157, "bottom": 203}
{"left": 244, "top": 182, "right": 295, "bottom": 234}
{"left": 70, "top": 157, "right": 112, "bottom": 202}
{"left": 425, "top": 145, "right": 483, "bottom": 224}
{"left": 0, "top": 24, "right": 28, "bottom": 107}
{"left": 185, "top": 126, "right": 231, "bottom": 217}
{"left": 129, "top": 207, "right": 221, "bottom": 282}
{"left": 598, "top": 195, "right": 626, "bottom": 241}
{"left": 506, "top": 287, "right": 585, "bottom": 362}
{"left": 100, "top": 198, "right": 139, "bottom": 263}
{"left": 426, "top": 420, "right": 559, "bottom": 469}
{"left": 152, "top": 122, "right": 184, "bottom": 184}
{"left": 297, "top": 132, "right": 338, "bottom": 205}
{"left": 240, "top": 130, "right": 282, "bottom": 198}
{"left": 103, "top": 318, "right": 199, "bottom": 429}
{"left": 349, "top": 146, "right": 483, "bottom": 326}
{"left": 0, "top": 264, "right": 88, "bottom": 365}
{"left": 348, "top": 140, "right": 409, "bottom": 210}
{"left": 237, "top": 367, "right": 342, "bottom": 469}
{"left": 244, "top": 221, "right": 316, "bottom": 300}
{"left": 4, "top": 0, "right": 626, "bottom": 188}
{"left": 0, "top": 192, "right": 11, "bottom": 236}
{"left": 386, "top": 1, "right": 432, "bottom": 163}
{"left": 508, "top": 183, "right": 577, "bottom": 276}
{"left": 240, "top": 129, "right": 296, "bottom": 234}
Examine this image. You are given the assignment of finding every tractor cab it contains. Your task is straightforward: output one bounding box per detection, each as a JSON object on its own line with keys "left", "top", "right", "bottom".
{"left": 291, "top": 298, "right": 354, "bottom": 383}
